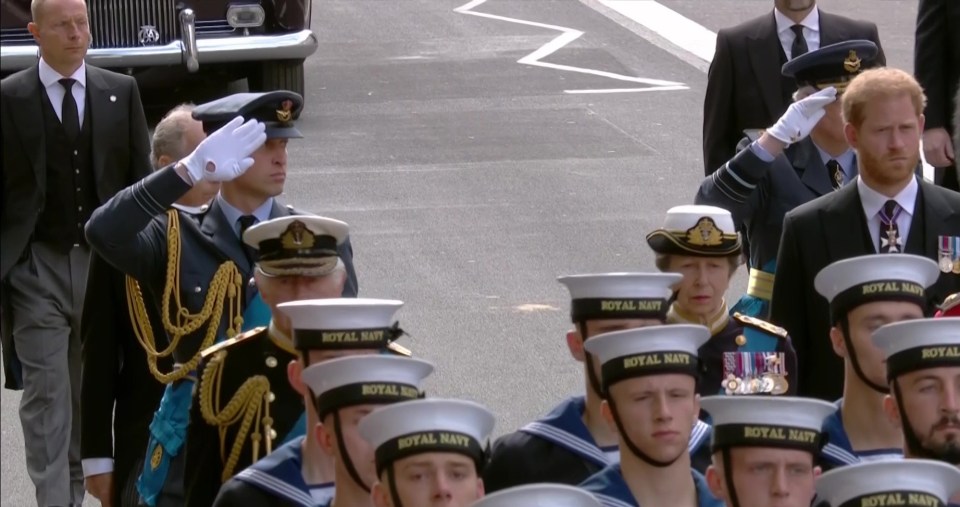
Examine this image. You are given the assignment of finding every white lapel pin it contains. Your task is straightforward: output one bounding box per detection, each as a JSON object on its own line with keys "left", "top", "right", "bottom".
{"left": 109, "top": 95, "right": 116, "bottom": 102}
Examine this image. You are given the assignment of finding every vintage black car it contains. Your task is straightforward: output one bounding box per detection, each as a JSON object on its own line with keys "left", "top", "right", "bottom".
{"left": 0, "top": 1, "right": 316, "bottom": 95}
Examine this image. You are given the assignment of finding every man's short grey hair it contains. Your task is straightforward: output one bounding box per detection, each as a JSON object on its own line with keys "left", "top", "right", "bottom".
{"left": 150, "top": 103, "right": 196, "bottom": 170}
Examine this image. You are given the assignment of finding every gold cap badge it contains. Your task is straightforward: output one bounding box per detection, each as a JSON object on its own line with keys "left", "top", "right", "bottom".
{"left": 276, "top": 99, "right": 294, "bottom": 122}
{"left": 843, "top": 50, "right": 862, "bottom": 73}
{"left": 686, "top": 217, "right": 724, "bottom": 247}
{"left": 280, "top": 220, "right": 315, "bottom": 250}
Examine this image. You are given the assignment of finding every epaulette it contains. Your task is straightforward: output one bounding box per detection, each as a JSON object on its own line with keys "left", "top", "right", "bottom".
{"left": 200, "top": 326, "right": 267, "bottom": 359}
{"left": 938, "top": 292, "right": 959, "bottom": 314}
{"left": 387, "top": 342, "right": 413, "bottom": 357}
{"left": 732, "top": 312, "right": 788, "bottom": 339}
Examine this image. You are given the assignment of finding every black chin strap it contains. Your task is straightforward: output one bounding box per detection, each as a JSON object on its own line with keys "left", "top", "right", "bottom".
{"left": 333, "top": 410, "right": 371, "bottom": 493}
{"left": 721, "top": 449, "right": 742, "bottom": 507}
{"left": 839, "top": 317, "right": 888, "bottom": 394}
{"left": 893, "top": 380, "right": 946, "bottom": 461}
{"left": 606, "top": 397, "right": 681, "bottom": 468}
{"left": 386, "top": 465, "right": 404, "bottom": 507}
{"left": 578, "top": 322, "right": 605, "bottom": 397}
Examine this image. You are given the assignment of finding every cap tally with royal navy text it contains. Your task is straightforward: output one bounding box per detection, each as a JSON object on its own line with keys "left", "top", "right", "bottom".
{"left": 815, "top": 254, "right": 939, "bottom": 322}
{"left": 700, "top": 396, "right": 835, "bottom": 454}
{"left": 815, "top": 460, "right": 960, "bottom": 507}
{"left": 557, "top": 272, "right": 682, "bottom": 323}
{"left": 872, "top": 318, "right": 960, "bottom": 381}
{"left": 301, "top": 355, "right": 433, "bottom": 419}
{"left": 278, "top": 298, "right": 405, "bottom": 352}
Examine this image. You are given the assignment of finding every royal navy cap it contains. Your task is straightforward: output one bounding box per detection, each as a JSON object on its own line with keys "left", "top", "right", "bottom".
{"left": 782, "top": 40, "right": 880, "bottom": 92}
{"left": 277, "top": 298, "right": 407, "bottom": 353}
{"left": 814, "top": 254, "right": 939, "bottom": 322}
{"left": 192, "top": 91, "right": 304, "bottom": 138}
{"left": 359, "top": 399, "right": 495, "bottom": 476}
{"left": 815, "top": 460, "right": 960, "bottom": 507}
{"left": 646, "top": 205, "right": 741, "bottom": 257}
{"left": 700, "top": 396, "right": 834, "bottom": 454}
{"left": 872, "top": 318, "right": 960, "bottom": 381}
{"left": 470, "top": 484, "right": 602, "bottom": 507}
{"left": 301, "top": 355, "right": 433, "bottom": 419}
{"left": 243, "top": 216, "right": 348, "bottom": 277}
{"left": 557, "top": 273, "right": 682, "bottom": 323}
{"left": 583, "top": 324, "right": 709, "bottom": 391}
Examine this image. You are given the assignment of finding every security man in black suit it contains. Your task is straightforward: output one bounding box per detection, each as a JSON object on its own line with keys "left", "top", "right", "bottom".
{"left": 770, "top": 67, "right": 960, "bottom": 402}
{"left": 0, "top": 0, "right": 152, "bottom": 503}
{"left": 703, "top": 0, "right": 885, "bottom": 176}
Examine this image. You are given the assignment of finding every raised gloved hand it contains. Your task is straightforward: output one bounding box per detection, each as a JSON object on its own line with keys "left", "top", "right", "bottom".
{"left": 766, "top": 87, "right": 837, "bottom": 146}
{"left": 180, "top": 116, "right": 267, "bottom": 184}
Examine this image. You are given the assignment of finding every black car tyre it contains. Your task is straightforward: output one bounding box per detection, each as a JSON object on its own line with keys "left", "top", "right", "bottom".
{"left": 250, "top": 59, "right": 305, "bottom": 97}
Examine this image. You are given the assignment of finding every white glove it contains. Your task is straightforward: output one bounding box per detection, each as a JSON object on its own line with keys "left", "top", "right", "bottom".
{"left": 766, "top": 87, "right": 838, "bottom": 145}
{"left": 180, "top": 116, "right": 267, "bottom": 184}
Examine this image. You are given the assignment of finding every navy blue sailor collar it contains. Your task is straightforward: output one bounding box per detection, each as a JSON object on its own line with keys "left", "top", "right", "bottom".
{"left": 580, "top": 464, "right": 722, "bottom": 507}
{"left": 233, "top": 436, "right": 314, "bottom": 507}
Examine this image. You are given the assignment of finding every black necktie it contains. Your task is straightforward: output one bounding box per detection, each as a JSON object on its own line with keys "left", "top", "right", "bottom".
{"left": 238, "top": 215, "right": 258, "bottom": 264}
{"left": 790, "top": 25, "right": 808, "bottom": 59}
{"left": 878, "top": 200, "right": 902, "bottom": 253}
{"left": 826, "top": 159, "right": 843, "bottom": 190}
{"left": 59, "top": 78, "right": 80, "bottom": 142}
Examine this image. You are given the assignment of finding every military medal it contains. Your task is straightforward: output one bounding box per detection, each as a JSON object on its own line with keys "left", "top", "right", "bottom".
{"left": 881, "top": 225, "right": 901, "bottom": 253}
{"left": 941, "top": 236, "right": 956, "bottom": 273}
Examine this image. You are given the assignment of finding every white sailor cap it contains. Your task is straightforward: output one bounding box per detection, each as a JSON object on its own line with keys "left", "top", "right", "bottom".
{"left": 700, "top": 396, "right": 834, "bottom": 454}
{"left": 359, "top": 399, "right": 495, "bottom": 476}
{"left": 872, "top": 317, "right": 960, "bottom": 381}
{"left": 277, "top": 298, "right": 405, "bottom": 352}
{"left": 583, "top": 324, "right": 709, "bottom": 391}
{"left": 301, "top": 355, "right": 433, "bottom": 419}
{"left": 816, "top": 460, "right": 960, "bottom": 507}
{"left": 646, "top": 205, "right": 741, "bottom": 257}
{"left": 470, "top": 484, "right": 602, "bottom": 507}
{"left": 814, "top": 254, "right": 939, "bottom": 322}
{"left": 243, "top": 215, "right": 349, "bottom": 277}
{"left": 557, "top": 273, "right": 681, "bottom": 323}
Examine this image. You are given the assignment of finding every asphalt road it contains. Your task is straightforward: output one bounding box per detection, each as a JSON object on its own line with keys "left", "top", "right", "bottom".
{"left": 0, "top": 0, "right": 923, "bottom": 504}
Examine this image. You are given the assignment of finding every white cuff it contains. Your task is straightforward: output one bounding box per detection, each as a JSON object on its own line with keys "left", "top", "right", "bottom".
{"left": 82, "top": 457, "right": 114, "bottom": 477}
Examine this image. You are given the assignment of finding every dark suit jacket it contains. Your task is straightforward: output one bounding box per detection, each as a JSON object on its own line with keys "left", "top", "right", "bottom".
{"left": 770, "top": 178, "right": 960, "bottom": 401}
{"left": 702, "top": 10, "right": 885, "bottom": 175}
{"left": 0, "top": 64, "right": 151, "bottom": 389}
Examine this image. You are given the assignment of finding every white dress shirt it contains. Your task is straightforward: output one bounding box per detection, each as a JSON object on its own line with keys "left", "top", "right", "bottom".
{"left": 857, "top": 176, "right": 919, "bottom": 252}
{"left": 774, "top": 6, "right": 821, "bottom": 60}
{"left": 38, "top": 57, "right": 86, "bottom": 128}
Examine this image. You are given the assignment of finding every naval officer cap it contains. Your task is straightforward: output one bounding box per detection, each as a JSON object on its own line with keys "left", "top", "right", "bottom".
{"left": 192, "top": 90, "right": 304, "bottom": 138}
{"left": 583, "top": 324, "right": 709, "bottom": 392}
{"left": 872, "top": 318, "right": 960, "bottom": 382}
{"left": 301, "top": 355, "right": 433, "bottom": 419}
{"left": 815, "top": 254, "right": 940, "bottom": 323}
{"left": 359, "top": 399, "right": 495, "bottom": 476}
{"left": 277, "top": 298, "right": 408, "bottom": 354}
{"left": 646, "top": 205, "right": 741, "bottom": 257}
{"left": 700, "top": 396, "right": 834, "bottom": 455}
{"left": 782, "top": 39, "right": 880, "bottom": 93}
{"left": 243, "top": 216, "right": 349, "bottom": 277}
{"left": 557, "top": 272, "right": 682, "bottom": 323}
{"left": 470, "top": 484, "right": 602, "bottom": 507}
{"left": 816, "top": 460, "right": 960, "bottom": 507}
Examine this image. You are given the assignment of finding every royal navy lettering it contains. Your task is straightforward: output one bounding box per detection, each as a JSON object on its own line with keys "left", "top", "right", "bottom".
{"left": 397, "top": 432, "right": 471, "bottom": 450}
{"left": 361, "top": 384, "right": 419, "bottom": 398}
{"left": 861, "top": 282, "right": 923, "bottom": 297}
{"left": 858, "top": 492, "right": 939, "bottom": 506}
{"left": 623, "top": 353, "right": 690, "bottom": 369}
{"left": 743, "top": 426, "right": 817, "bottom": 444}
{"left": 321, "top": 330, "right": 386, "bottom": 343}
{"left": 600, "top": 300, "right": 662, "bottom": 312}
{"left": 920, "top": 347, "right": 960, "bottom": 360}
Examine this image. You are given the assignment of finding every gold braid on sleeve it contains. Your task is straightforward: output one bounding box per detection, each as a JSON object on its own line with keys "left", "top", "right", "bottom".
{"left": 125, "top": 210, "right": 245, "bottom": 384}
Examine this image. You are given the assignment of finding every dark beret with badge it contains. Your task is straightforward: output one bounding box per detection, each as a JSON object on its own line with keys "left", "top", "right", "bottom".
{"left": 192, "top": 90, "right": 304, "bottom": 139}
{"left": 782, "top": 39, "right": 880, "bottom": 93}
{"left": 815, "top": 460, "right": 960, "bottom": 507}
{"left": 646, "top": 205, "right": 742, "bottom": 257}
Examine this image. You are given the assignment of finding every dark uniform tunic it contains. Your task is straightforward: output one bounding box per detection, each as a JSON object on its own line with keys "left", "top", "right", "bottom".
{"left": 579, "top": 465, "right": 722, "bottom": 507}
{"left": 214, "top": 437, "right": 333, "bottom": 507}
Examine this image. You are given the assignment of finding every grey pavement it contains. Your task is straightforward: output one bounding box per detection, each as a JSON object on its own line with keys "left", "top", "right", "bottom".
{"left": 1, "top": 0, "right": 921, "bottom": 504}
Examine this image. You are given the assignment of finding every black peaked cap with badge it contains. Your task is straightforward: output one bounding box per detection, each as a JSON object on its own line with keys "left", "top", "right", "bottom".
{"left": 192, "top": 90, "right": 304, "bottom": 138}
{"left": 782, "top": 39, "right": 880, "bottom": 93}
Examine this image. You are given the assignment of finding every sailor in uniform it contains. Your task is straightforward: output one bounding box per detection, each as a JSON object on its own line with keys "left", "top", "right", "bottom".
{"left": 936, "top": 293, "right": 960, "bottom": 317}
{"left": 359, "top": 398, "right": 495, "bottom": 507}
{"left": 180, "top": 215, "right": 353, "bottom": 506}
{"left": 213, "top": 298, "right": 414, "bottom": 507}
{"left": 873, "top": 317, "right": 960, "bottom": 499}
{"left": 646, "top": 205, "right": 797, "bottom": 398}
{"left": 815, "top": 460, "right": 960, "bottom": 507}
{"left": 301, "top": 355, "right": 435, "bottom": 507}
{"left": 470, "top": 484, "right": 602, "bottom": 507}
{"left": 699, "top": 396, "right": 835, "bottom": 507}
{"left": 579, "top": 324, "right": 723, "bottom": 507}
{"left": 813, "top": 254, "right": 941, "bottom": 471}
{"left": 483, "top": 273, "right": 713, "bottom": 492}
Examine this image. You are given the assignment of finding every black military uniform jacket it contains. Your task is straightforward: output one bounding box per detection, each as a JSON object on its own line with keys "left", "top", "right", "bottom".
{"left": 184, "top": 325, "right": 303, "bottom": 507}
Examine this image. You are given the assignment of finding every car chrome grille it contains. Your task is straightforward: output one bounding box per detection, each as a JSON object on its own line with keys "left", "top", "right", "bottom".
{"left": 88, "top": 0, "right": 177, "bottom": 49}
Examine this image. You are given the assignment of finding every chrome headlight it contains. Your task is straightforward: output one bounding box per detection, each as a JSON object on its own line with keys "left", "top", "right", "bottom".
{"left": 226, "top": 4, "right": 266, "bottom": 28}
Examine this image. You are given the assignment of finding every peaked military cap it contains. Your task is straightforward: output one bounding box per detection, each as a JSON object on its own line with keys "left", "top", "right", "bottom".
{"left": 359, "top": 398, "right": 495, "bottom": 476}
{"left": 301, "top": 355, "right": 433, "bottom": 419}
{"left": 192, "top": 90, "right": 304, "bottom": 138}
{"left": 557, "top": 272, "right": 682, "bottom": 323}
{"left": 782, "top": 40, "right": 880, "bottom": 93}
{"left": 277, "top": 298, "right": 407, "bottom": 353}
{"left": 700, "top": 396, "right": 834, "bottom": 454}
{"left": 243, "top": 216, "right": 348, "bottom": 277}
{"left": 646, "top": 205, "right": 741, "bottom": 257}
{"left": 815, "top": 460, "right": 960, "bottom": 507}
{"left": 471, "top": 484, "right": 602, "bottom": 507}
{"left": 872, "top": 318, "right": 960, "bottom": 381}
{"left": 815, "top": 254, "right": 940, "bottom": 322}
{"left": 583, "top": 324, "right": 709, "bottom": 391}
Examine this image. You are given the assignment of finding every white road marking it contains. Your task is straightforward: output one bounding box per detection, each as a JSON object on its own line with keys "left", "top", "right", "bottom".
{"left": 453, "top": 0, "right": 688, "bottom": 94}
